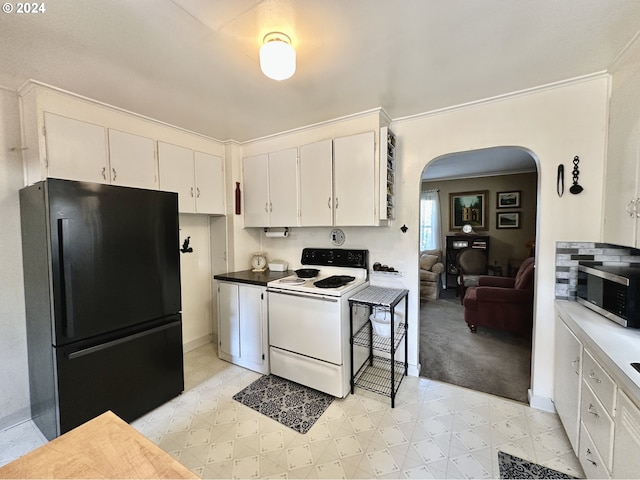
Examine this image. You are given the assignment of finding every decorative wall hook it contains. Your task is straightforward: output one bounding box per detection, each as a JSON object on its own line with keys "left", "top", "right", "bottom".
{"left": 557, "top": 164, "right": 564, "bottom": 197}
{"left": 570, "top": 156, "right": 583, "bottom": 194}
{"left": 180, "top": 236, "right": 193, "bottom": 253}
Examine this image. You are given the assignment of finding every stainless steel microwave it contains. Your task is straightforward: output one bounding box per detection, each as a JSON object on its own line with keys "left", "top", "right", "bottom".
{"left": 577, "top": 262, "right": 640, "bottom": 328}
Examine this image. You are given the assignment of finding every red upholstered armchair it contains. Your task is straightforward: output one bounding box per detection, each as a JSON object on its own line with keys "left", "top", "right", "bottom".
{"left": 462, "top": 257, "right": 535, "bottom": 335}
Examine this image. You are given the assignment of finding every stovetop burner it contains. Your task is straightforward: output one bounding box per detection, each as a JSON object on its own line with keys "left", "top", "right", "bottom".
{"left": 313, "top": 275, "right": 355, "bottom": 289}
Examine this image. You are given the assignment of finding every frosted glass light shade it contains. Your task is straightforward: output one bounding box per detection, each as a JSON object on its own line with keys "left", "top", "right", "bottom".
{"left": 260, "top": 33, "right": 296, "bottom": 81}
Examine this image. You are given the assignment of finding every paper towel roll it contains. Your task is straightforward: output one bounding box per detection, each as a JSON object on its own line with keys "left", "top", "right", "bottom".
{"left": 265, "top": 230, "right": 289, "bottom": 238}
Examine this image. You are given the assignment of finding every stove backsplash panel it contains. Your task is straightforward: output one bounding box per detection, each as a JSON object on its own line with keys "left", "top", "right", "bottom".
{"left": 555, "top": 242, "right": 640, "bottom": 300}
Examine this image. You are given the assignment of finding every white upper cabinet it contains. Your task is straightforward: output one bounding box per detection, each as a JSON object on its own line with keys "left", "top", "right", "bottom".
{"left": 44, "top": 113, "right": 109, "bottom": 184}
{"left": 158, "top": 142, "right": 196, "bottom": 213}
{"left": 194, "top": 152, "right": 225, "bottom": 215}
{"left": 268, "top": 148, "right": 298, "bottom": 227}
{"left": 243, "top": 148, "right": 298, "bottom": 228}
{"left": 19, "top": 83, "right": 226, "bottom": 212}
{"left": 243, "top": 153, "right": 270, "bottom": 227}
{"left": 334, "top": 131, "right": 376, "bottom": 226}
{"left": 107, "top": 129, "right": 157, "bottom": 189}
{"left": 299, "top": 139, "right": 333, "bottom": 227}
{"left": 158, "top": 142, "right": 225, "bottom": 215}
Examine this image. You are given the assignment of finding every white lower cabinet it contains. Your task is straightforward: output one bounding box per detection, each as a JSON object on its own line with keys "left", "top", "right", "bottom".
{"left": 553, "top": 315, "right": 582, "bottom": 453}
{"left": 216, "top": 281, "right": 268, "bottom": 374}
{"left": 612, "top": 390, "right": 640, "bottom": 478}
{"left": 555, "top": 303, "right": 640, "bottom": 479}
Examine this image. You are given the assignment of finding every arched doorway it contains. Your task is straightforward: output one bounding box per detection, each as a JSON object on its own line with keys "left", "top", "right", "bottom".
{"left": 418, "top": 146, "right": 539, "bottom": 403}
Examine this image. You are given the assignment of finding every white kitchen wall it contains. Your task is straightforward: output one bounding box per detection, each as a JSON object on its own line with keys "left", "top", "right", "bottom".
{"left": 178, "top": 214, "right": 214, "bottom": 350}
{"left": 230, "top": 74, "right": 610, "bottom": 410}
{"left": 0, "top": 87, "right": 29, "bottom": 429}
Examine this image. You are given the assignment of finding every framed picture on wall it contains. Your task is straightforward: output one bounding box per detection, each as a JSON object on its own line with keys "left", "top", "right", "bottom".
{"left": 449, "top": 190, "right": 487, "bottom": 230}
{"left": 497, "top": 211, "right": 521, "bottom": 229}
{"left": 497, "top": 191, "right": 521, "bottom": 208}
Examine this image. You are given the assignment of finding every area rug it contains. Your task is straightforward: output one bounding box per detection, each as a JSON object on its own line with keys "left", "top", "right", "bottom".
{"left": 498, "top": 451, "right": 578, "bottom": 479}
{"left": 232, "top": 375, "right": 334, "bottom": 434}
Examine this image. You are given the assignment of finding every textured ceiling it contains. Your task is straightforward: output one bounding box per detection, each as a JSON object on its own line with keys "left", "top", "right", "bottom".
{"left": 1, "top": 0, "right": 639, "bottom": 143}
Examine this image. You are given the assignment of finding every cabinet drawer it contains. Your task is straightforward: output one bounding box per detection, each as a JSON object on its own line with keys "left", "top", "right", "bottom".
{"left": 583, "top": 349, "right": 616, "bottom": 415}
{"left": 581, "top": 380, "right": 614, "bottom": 470}
{"left": 579, "top": 422, "right": 611, "bottom": 479}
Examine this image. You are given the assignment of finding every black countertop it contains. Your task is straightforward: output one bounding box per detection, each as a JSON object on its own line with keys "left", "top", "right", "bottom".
{"left": 213, "top": 269, "right": 294, "bottom": 287}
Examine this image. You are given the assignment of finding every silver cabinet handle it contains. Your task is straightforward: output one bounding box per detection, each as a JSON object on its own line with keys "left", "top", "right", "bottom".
{"left": 112, "top": 168, "right": 117, "bottom": 181}
{"left": 269, "top": 202, "right": 273, "bottom": 213}
{"left": 196, "top": 187, "right": 201, "bottom": 198}
{"left": 265, "top": 202, "right": 269, "bottom": 213}
{"left": 587, "top": 403, "right": 600, "bottom": 418}
{"left": 626, "top": 199, "right": 636, "bottom": 217}
{"left": 190, "top": 187, "right": 194, "bottom": 197}
{"left": 572, "top": 358, "right": 580, "bottom": 375}
{"left": 335, "top": 197, "right": 339, "bottom": 209}
{"left": 588, "top": 370, "right": 602, "bottom": 383}
{"left": 102, "top": 166, "right": 107, "bottom": 180}
{"left": 635, "top": 198, "right": 640, "bottom": 218}
{"left": 327, "top": 197, "right": 331, "bottom": 209}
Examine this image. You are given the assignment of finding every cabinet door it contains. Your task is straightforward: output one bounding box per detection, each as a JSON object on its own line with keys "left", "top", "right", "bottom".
{"left": 217, "top": 282, "right": 240, "bottom": 358}
{"left": 194, "top": 151, "right": 225, "bottom": 215}
{"left": 158, "top": 142, "right": 196, "bottom": 213}
{"left": 108, "top": 129, "right": 156, "bottom": 189}
{"left": 612, "top": 390, "right": 640, "bottom": 478}
{"left": 238, "top": 285, "right": 266, "bottom": 368}
{"left": 554, "top": 317, "right": 583, "bottom": 453}
{"left": 333, "top": 131, "right": 376, "bottom": 226}
{"left": 44, "top": 112, "right": 108, "bottom": 184}
{"left": 243, "top": 154, "right": 269, "bottom": 227}
{"left": 299, "top": 140, "right": 333, "bottom": 226}
{"left": 268, "top": 148, "right": 298, "bottom": 227}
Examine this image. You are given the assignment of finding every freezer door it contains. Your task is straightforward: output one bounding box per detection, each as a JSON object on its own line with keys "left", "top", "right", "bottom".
{"left": 52, "top": 317, "right": 184, "bottom": 440}
{"left": 47, "top": 179, "right": 181, "bottom": 345}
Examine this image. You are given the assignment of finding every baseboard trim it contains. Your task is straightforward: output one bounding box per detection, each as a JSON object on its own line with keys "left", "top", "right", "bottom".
{"left": 0, "top": 407, "right": 32, "bottom": 433}
{"left": 528, "top": 390, "right": 555, "bottom": 412}
{"left": 183, "top": 335, "right": 214, "bottom": 353}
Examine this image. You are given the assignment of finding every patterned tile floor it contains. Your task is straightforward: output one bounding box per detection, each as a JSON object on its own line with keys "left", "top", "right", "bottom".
{"left": 0, "top": 342, "right": 585, "bottom": 479}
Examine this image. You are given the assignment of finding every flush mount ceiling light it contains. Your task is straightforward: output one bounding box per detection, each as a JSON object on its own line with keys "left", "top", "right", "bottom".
{"left": 260, "top": 32, "right": 296, "bottom": 81}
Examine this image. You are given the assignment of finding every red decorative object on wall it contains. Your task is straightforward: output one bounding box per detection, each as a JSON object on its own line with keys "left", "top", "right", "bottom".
{"left": 235, "top": 182, "right": 241, "bottom": 215}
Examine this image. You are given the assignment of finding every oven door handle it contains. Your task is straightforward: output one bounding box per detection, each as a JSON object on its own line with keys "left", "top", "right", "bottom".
{"left": 267, "top": 288, "right": 339, "bottom": 303}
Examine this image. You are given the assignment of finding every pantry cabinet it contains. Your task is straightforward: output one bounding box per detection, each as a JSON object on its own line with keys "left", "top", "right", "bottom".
{"left": 158, "top": 142, "right": 224, "bottom": 215}
{"left": 216, "top": 281, "right": 268, "bottom": 374}
{"left": 242, "top": 148, "right": 298, "bottom": 227}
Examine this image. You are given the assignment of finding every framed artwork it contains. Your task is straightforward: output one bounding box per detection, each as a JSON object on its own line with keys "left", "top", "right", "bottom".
{"left": 496, "top": 211, "right": 521, "bottom": 229}
{"left": 449, "top": 190, "right": 487, "bottom": 230}
{"left": 497, "top": 190, "right": 521, "bottom": 208}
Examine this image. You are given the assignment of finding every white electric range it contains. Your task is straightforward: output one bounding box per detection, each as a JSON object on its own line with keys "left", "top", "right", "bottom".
{"left": 267, "top": 248, "right": 370, "bottom": 397}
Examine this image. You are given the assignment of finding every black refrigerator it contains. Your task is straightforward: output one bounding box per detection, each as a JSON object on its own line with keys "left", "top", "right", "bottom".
{"left": 20, "top": 178, "right": 184, "bottom": 440}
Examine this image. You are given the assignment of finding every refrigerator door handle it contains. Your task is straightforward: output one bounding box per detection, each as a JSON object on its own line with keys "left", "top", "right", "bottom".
{"left": 67, "top": 321, "right": 179, "bottom": 360}
{"left": 58, "top": 218, "right": 75, "bottom": 338}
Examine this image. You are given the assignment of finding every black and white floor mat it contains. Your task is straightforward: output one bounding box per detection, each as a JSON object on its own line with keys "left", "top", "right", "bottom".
{"left": 232, "top": 375, "right": 334, "bottom": 434}
{"left": 498, "top": 451, "right": 579, "bottom": 479}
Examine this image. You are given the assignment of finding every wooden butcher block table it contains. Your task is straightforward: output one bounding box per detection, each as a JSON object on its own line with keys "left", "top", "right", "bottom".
{"left": 0, "top": 411, "right": 197, "bottom": 479}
